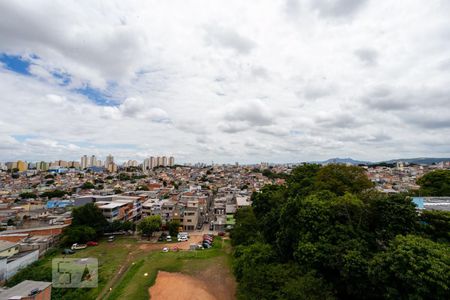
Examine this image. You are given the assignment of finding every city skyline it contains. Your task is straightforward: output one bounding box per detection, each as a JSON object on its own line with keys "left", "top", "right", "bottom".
{"left": 1, "top": 1, "right": 450, "bottom": 164}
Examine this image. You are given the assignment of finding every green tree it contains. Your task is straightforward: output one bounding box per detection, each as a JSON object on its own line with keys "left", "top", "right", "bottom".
{"left": 71, "top": 203, "right": 108, "bottom": 236}
{"left": 118, "top": 173, "right": 131, "bottom": 181}
{"left": 287, "top": 164, "right": 320, "bottom": 197}
{"left": 419, "top": 210, "right": 450, "bottom": 242}
{"left": 60, "top": 225, "right": 96, "bottom": 246}
{"left": 230, "top": 207, "right": 260, "bottom": 246}
{"left": 19, "top": 192, "right": 37, "bottom": 199}
{"left": 80, "top": 181, "right": 95, "bottom": 189}
{"left": 167, "top": 220, "right": 181, "bottom": 237}
{"left": 138, "top": 215, "right": 162, "bottom": 240}
{"left": 365, "top": 192, "right": 418, "bottom": 247}
{"left": 281, "top": 272, "right": 335, "bottom": 300}
{"left": 40, "top": 190, "right": 69, "bottom": 198}
{"left": 251, "top": 185, "right": 286, "bottom": 242}
{"left": 315, "top": 164, "right": 374, "bottom": 196}
{"left": 369, "top": 235, "right": 450, "bottom": 300}
{"left": 417, "top": 170, "right": 450, "bottom": 196}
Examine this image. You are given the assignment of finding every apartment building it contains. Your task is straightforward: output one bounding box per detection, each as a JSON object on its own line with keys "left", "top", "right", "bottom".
{"left": 74, "top": 195, "right": 142, "bottom": 222}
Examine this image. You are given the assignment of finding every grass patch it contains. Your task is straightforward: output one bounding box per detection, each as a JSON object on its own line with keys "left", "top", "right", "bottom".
{"left": 6, "top": 237, "right": 135, "bottom": 300}
{"left": 107, "top": 259, "right": 145, "bottom": 300}
{"left": 105, "top": 238, "right": 233, "bottom": 300}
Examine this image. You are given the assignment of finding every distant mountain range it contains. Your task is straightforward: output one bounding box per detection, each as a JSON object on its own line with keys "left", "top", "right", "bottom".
{"left": 311, "top": 157, "right": 450, "bottom": 165}
{"left": 378, "top": 157, "right": 450, "bottom": 165}
{"left": 313, "top": 158, "right": 371, "bottom": 165}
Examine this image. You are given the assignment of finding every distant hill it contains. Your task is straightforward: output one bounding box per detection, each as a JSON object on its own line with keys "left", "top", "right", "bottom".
{"left": 378, "top": 157, "right": 450, "bottom": 165}
{"left": 307, "top": 157, "right": 450, "bottom": 166}
{"left": 311, "top": 158, "right": 372, "bottom": 165}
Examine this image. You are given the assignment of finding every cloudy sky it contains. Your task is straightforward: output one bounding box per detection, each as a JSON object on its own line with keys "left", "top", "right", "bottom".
{"left": 0, "top": 0, "right": 450, "bottom": 164}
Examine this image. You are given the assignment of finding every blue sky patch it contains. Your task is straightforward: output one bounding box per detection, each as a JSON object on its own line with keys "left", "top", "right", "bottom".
{"left": 51, "top": 70, "right": 71, "bottom": 86}
{"left": 73, "top": 85, "right": 116, "bottom": 106}
{"left": 12, "top": 134, "right": 36, "bottom": 142}
{"left": 0, "top": 53, "right": 32, "bottom": 75}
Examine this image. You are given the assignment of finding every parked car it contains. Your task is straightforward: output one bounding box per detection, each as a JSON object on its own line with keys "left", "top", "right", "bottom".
{"left": 71, "top": 243, "right": 87, "bottom": 250}
{"left": 218, "top": 231, "right": 225, "bottom": 237}
{"left": 107, "top": 236, "right": 115, "bottom": 242}
{"left": 177, "top": 232, "right": 189, "bottom": 239}
{"left": 86, "top": 241, "right": 98, "bottom": 246}
{"left": 166, "top": 235, "right": 172, "bottom": 242}
{"left": 162, "top": 247, "right": 169, "bottom": 252}
{"left": 202, "top": 242, "right": 211, "bottom": 249}
{"left": 62, "top": 248, "right": 75, "bottom": 255}
{"left": 178, "top": 236, "right": 188, "bottom": 242}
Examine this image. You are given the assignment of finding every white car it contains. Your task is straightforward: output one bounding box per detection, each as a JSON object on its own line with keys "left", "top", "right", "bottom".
{"left": 166, "top": 235, "right": 172, "bottom": 242}
{"left": 178, "top": 237, "right": 188, "bottom": 242}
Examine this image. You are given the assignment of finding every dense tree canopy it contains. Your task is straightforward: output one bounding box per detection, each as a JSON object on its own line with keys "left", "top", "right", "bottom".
{"left": 138, "top": 215, "right": 161, "bottom": 240}
{"left": 19, "top": 192, "right": 37, "bottom": 199}
{"left": 417, "top": 170, "right": 450, "bottom": 196}
{"left": 71, "top": 203, "right": 108, "bottom": 236}
{"left": 80, "top": 181, "right": 95, "bottom": 189}
{"left": 369, "top": 235, "right": 450, "bottom": 299}
{"left": 167, "top": 220, "right": 181, "bottom": 237}
{"left": 40, "top": 189, "right": 69, "bottom": 198}
{"left": 60, "top": 225, "right": 96, "bottom": 246}
{"left": 231, "top": 164, "right": 450, "bottom": 300}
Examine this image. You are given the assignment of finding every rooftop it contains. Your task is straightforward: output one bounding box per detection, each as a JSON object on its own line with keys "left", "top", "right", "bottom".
{"left": 0, "top": 280, "right": 51, "bottom": 299}
{"left": 99, "top": 202, "right": 126, "bottom": 209}
{"left": 0, "top": 240, "right": 17, "bottom": 252}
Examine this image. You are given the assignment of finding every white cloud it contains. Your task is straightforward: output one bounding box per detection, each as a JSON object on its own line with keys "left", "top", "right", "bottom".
{"left": 0, "top": 0, "right": 449, "bottom": 163}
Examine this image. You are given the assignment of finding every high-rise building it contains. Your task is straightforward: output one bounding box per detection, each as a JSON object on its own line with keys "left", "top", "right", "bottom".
{"left": 169, "top": 156, "right": 174, "bottom": 166}
{"left": 89, "top": 155, "right": 96, "bottom": 167}
{"left": 143, "top": 158, "right": 150, "bottom": 171}
{"left": 162, "top": 156, "right": 168, "bottom": 166}
{"left": 107, "top": 163, "right": 117, "bottom": 173}
{"left": 150, "top": 156, "right": 157, "bottom": 169}
{"left": 69, "top": 161, "right": 81, "bottom": 169}
{"left": 53, "top": 160, "right": 68, "bottom": 168}
{"left": 81, "top": 155, "right": 88, "bottom": 169}
{"left": 17, "top": 160, "right": 27, "bottom": 172}
{"left": 36, "top": 161, "right": 49, "bottom": 171}
{"left": 105, "top": 154, "right": 114, "bottom": 166}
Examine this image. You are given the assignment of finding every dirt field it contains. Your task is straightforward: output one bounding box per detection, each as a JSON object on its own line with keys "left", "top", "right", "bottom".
{"left": 149, "top": 271, "right": 216, "bottom": 300}
{"left": 149, "top": 254, "right": 236, "bottom": 300}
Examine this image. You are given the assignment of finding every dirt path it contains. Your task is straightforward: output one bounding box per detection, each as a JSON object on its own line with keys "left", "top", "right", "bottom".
{"left": 149, "top": 271, "right": 216, "bottom": 300}
{"left": 96, "top": 247, "right": 140, "bottom": 300}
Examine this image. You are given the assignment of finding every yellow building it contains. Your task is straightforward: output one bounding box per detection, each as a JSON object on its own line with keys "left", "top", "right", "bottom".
{"left": 16, "top": 160, "right": 28, "bottom": 172}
